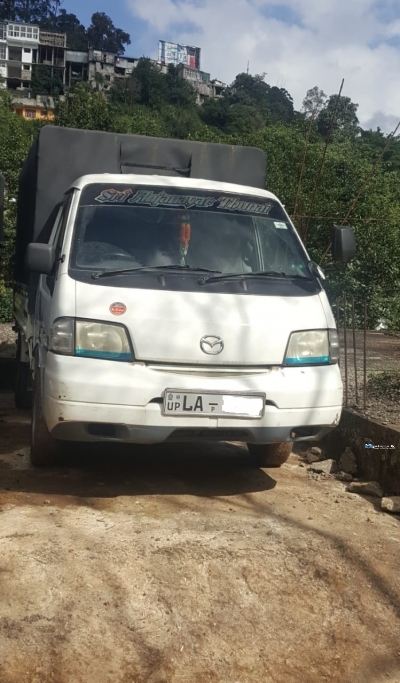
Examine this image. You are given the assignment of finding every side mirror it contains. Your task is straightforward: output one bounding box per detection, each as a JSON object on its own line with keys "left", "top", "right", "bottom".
{"left": 331, "top": 225, "right": 356, "bottom": 263}
{"left": 25, "top": 243, "right": 55, "bottom": 274}
{"left": 0, "top": 175, "right": 4, "bottom": 246}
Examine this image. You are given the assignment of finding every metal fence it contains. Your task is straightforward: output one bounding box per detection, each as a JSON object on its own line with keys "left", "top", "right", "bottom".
{"left": 334, "top": 295, "right": 367, "bottom": 411}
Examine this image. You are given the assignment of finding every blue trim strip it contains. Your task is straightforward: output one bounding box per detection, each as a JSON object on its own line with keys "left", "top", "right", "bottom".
{"left": 75, "top": 349, "right": 132, "bottom": 361}
{"left": 286, "top": 356, "right": 329, "bottom": 365}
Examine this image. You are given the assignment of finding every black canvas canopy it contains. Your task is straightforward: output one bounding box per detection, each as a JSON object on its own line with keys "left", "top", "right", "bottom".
{"left": 14, "top": 126, "right": 266, "bottom": 283}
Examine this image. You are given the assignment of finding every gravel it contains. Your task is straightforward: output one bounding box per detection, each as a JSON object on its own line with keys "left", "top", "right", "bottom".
{"left": 0, "top": 323, "right": 16, "bottom": 359}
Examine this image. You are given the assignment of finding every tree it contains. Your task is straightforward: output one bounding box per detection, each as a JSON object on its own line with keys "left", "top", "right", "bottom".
{"left": 224, "top": 104, "right": 264, "bottom": 135}
{"left": 0, "top": 0, "right": 50, "bottom": 23}
{"left": 318, "top": 95, "right": 360, "bottom": 140}
{"left": 129, "top": 58, "right": 167, "bottom": 109}
{"left": 109, "top": 77, "right": 140, "bottom": 109}
{"left": 87, "top": 12, "right": 130, "bottom": 55}
{"left": 225, "top": 72, "right": 270, "bottom": 111}
{"left": 41, "top": 8, "right": 87, "bottom": 51}
{"left": 302, "top": 86, "right": 327, "bottom": 118}
{"left": 165, "top": 65, "right": 196, "bottom": 108}
{"left": 200, "top": 98, "right": 230, "bottom": 130}
{"left": 54, "top": 82, "right": 115, "bottom": 131}
{"left": 31, "top": 64, "right": 63, "bottom": 96}
{"left": 266, "top": 86, "right": 294, "bottom": 124}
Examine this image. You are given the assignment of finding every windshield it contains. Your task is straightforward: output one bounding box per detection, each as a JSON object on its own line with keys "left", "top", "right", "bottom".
{"left": 70, "top": 184, "right": 310, "bottom": 278}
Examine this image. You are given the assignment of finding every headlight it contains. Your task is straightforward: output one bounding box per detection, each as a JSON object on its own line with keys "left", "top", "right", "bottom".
{"left": 285, "top": 329, "right": 339, "bottom": 365}
{"left": 49, "top": 318, "right": 133, "bottom": 361}
{"left": 49, "top": 317, "right": 74, "bottom": 355}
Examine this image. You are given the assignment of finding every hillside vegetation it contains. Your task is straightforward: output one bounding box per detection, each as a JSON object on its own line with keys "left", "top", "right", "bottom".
{"left": 1, "top": 59, "right": 400, "bottom": 327}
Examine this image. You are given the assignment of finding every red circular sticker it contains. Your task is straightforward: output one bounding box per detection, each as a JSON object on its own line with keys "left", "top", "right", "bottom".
{"left": 109, "top": 302, "right": 126, "bottom": 316}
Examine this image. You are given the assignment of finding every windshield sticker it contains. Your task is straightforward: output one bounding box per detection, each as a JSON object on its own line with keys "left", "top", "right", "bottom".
{"left": 274, "top": 221, "right": 288, "bottom": 229}
{"left": 94, "top": 188, "right": 134, "bottom": 203}
{"left": 217, "top": 197, "right": 272, "bottom": 215}
{"left": 93, "top": 188, "right": 274, "bottom": 215}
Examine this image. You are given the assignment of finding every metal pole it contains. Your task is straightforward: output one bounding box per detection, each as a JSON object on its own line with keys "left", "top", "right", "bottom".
{"left": 343, "top": 292, "right": 348, "bottom": 408}
{"left": 352, "top": 295, "right": 359, "bottom": 405}
{"left": 364, "top": 299, "right": 367, "bottom": 411}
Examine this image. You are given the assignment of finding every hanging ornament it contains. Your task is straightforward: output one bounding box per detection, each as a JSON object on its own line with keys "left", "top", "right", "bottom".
{"left": 180, "top": 213, "right": 191, "bottom": 266}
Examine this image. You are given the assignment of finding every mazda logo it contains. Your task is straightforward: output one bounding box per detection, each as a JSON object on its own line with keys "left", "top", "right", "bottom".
{"left": 200, "top": 335, "right": 224, "bottom": 355}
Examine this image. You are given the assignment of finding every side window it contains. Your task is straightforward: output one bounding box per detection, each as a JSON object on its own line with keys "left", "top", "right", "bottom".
{"left": 52, "top": 194, "right": 73, "bottom": 259}
{"left": 48, "top": 205, "right": 63, "bottom": 246}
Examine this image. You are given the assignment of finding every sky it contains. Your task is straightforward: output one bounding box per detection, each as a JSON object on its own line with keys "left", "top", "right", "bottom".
{"left": 63, "top": 0, "right": 400, "bottom": 132}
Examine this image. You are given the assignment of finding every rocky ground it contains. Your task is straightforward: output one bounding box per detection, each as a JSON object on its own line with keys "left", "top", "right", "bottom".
{"left": 0, "top": 390, "right": 399, "bottom": 683}
{"left": 0, "top": 323, "right": 16, "bottom": 359}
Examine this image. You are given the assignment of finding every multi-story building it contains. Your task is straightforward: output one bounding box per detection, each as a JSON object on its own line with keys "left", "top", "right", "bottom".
{"left": 65, "top": 50, "right": 88, "bottom": 90}
{"left": 0, "top": 21, "right": 66, "bottom": 92}
{"left": 0, "top": 21, "right": 225, "bottom": 110}
{"left": 0, "top": 21, "right": 39, "bottom": 89}
{"left": 177, "top": 64, "right": 225, "bottom": 104}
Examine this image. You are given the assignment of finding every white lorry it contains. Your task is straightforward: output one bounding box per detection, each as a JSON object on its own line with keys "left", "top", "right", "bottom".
{"left": 11, "top": 126, "right": 355, "bottom": 467}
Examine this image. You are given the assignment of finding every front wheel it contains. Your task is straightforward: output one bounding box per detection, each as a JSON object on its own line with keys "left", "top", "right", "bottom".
{"left": 31, "top": 366, "right": 64, "bottom": 467}
{"left": 247, "top": 442, "right": 292, "bottom": 468}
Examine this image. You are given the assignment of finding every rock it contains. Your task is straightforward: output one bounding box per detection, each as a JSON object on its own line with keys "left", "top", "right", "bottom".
{"left": 381, "top": 497, "right": 400, "bottom": 513}
{"left": 306, "top": 452, "right": 321, "bottom": 464}
{"left": 335, "top": 472, "right": 353, "bottom": 482}
{"left": 346, "top": 481, "right": 383, "bottom": 498}
{"left": 309, "top": 459, "right": 337, "bottom": 475}
{"left": 306, "top": 447, "right": 324, "bottom": 464}
{"left": 339, "top": 447, "right": 358, "bottom": 475}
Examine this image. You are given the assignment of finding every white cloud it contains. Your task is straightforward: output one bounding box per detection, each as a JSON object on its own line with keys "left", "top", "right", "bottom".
{"left": 125, "top": 0, "right": 400, "bottom": 131}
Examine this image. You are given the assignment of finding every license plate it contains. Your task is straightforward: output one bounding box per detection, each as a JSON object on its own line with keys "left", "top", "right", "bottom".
{"left": 163, "top": 390, "right": 265, "bottom": 418}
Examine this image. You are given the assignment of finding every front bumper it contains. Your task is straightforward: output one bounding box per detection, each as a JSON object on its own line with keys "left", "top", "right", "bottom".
{"left": 43, "top": 354, "right": 343, "bottom": 444}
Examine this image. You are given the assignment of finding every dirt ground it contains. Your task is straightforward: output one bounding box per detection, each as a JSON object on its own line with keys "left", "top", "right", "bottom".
{"left": 0, "top": 391, "right": 400, "bottom": 683}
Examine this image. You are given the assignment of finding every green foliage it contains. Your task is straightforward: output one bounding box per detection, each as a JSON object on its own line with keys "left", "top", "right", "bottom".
{"left": 41, "top": 9, "right": 88, "bottom": 51}
{"left": 128, "top": 58, "right": 168, "bottom": 109}
{"left": 302, "top": 86, "right": 327, "bottom": 118}
{"left": 165, "top": 65, "right": 197, "bottom": 108}
{"left": 317, "top": 95, "right": 360, "bottom": 140}
{"left": 0, "top": 0, "right": 50, "bottom": 23}
{"left": 54, "top": 83, "right": 115, "bottom": 131}
{"left": 1, "top": 55, "right": 400, "bottom": 328}
{"left": 31, "top": 64, "right": 63, "bottom": 97}
{"left": 0, "top": 283, "right": 13, "bottom": 323}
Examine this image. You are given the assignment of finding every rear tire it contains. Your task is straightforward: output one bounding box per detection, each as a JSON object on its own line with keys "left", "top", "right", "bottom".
{"left": 247, "top": 442, "right": 293, "bottom": 468}
{"left": 15, "top": 333, "right": 32, "bottom": 409}
{"left": 30, "top": 366, "right": 64, "bottom": 467}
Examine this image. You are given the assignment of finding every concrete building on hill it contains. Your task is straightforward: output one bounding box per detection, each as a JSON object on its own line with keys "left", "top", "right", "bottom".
{"left": 0, "top": 21, "right": 225, "bottom": 115}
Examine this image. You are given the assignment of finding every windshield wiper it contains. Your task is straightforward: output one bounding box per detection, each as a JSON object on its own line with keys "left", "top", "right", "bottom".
{"left": 202, "top": 270, "right": 309, "bottom": 284}
{"left": 93, "top": 265, "right": 222, "bottom": 279}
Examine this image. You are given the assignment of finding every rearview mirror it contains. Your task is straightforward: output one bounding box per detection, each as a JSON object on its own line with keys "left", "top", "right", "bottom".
{"left": 331, "top": 225, "right": 356, "bottom": 263}
{"left": 25, "top": 243, "right": 55, "bottom": 274}
{"left": 0, "top": 175, "right": 4, "bottom": 246}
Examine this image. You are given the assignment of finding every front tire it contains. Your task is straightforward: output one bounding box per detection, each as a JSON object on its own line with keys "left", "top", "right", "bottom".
{"left": 31, "top": 366, "right": 64, "bottom": 467}
{"left": 247, "top": 442, "right": 292, "bottom": 468}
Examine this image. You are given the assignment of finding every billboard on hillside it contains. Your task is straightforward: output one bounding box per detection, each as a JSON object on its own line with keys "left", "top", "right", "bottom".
{"left": 158, "top": 40, "right": 201, "bottom": 70}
